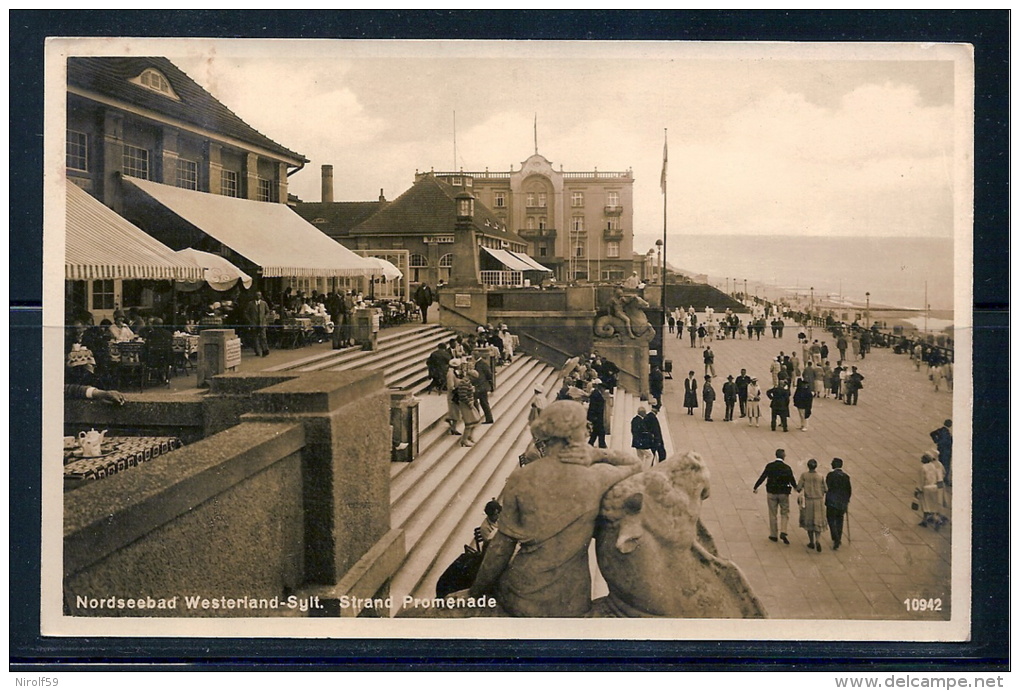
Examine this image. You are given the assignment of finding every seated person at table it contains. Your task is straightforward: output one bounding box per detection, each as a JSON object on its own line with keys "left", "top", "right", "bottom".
{"left": 298, "top": 298, "right": 316, "bottom": 316}
{"left": 142, "top": 317, "right": 175, "bottom": 373}
{"left": 65, "top": 382, "right": 126, "bottom": 406}
{"left": 65, "top": 345, "right": 123, "bottom": 402}
{"left": 108, "top": 314, "right": 135, "bottom": 342}
{"left": 127, "top": 308, "right": 147, "bottom": 333}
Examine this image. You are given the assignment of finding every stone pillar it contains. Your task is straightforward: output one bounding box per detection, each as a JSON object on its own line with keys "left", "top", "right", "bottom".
{"left": 276, "top": 162, "right": 289, "bottom": 204}
{"left": 450, "top": 220, "right": 480, "bottom": 288}
{"left": 100, "top": 109, "right": 124, "bottom": 208}
{"left": 207, "top": 142, "right": 223, "bottom": 195}
{"left": 243, "top": 371, "right": 394, "bottom": 585}
{"left": 244, "top": 152, "right": 260, "bottom": 201}
{"left": 158, "top": 126, "right": 180, "bottom": 187}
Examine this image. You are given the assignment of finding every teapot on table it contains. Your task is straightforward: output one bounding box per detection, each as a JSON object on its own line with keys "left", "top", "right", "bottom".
{"left": 78, "top": 429, "right": 107, "bottom": 457}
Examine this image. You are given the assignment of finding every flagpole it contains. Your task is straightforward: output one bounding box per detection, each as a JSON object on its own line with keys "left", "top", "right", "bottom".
{"left": 661, "top": 128, "right": 668, "bottom": 354}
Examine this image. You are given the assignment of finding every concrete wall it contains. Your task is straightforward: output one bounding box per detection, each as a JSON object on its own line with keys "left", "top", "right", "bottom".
{"left": 65, "top": 421, "right": 307, "bottom": 617}
{"left": 63, "top": 370, "right": 405, "bottom": 618}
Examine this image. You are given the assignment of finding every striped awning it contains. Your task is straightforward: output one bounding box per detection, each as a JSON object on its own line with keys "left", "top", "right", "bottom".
{"left": 65, "top": 181, "right": 204, "bottom": 282}
{"left": 508, "top": 250, "right": 553, "bottom": 273}
{"left": 124, "top": 177, "right": 376, "bottom": 279}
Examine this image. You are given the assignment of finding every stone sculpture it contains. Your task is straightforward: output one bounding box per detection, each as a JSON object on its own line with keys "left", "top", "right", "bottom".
{"left": 594, "top": 288, "right": 653, "bottom": 341}
{"left": 591, "top": 451, "right": 767, "bottom": 618}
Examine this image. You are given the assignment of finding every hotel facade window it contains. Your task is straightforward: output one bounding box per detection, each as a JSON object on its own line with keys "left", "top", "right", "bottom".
{"left": 494, "top": 191, "right": 505, "bottom": 208}
{"left": 256, "top": 177, "right": 275, "bottom": 203}
{"left": 572, "top": 232, "right": 587, "bottom": 258}
{"left": 572, "top": 215, "right": 585, "bottom": 232}
{"left": 538, "top": 193, "right": 547, "bottom": 208}
{"left": 526, "top": 192, "right": 535, "bottom": 207}
{"left": 122, "top": 144, "right": 150, "bottom": 180}
{"left": 538, "top": 216, "right": 547, "bottom": 230}
{"left": 175, "top": 158, "right": 199, "bottom": 190}
{"left": 607, "top": 216, "right": 621, "bottom": 230}
{"left": 606, "top": 240, "right": 621, "bottom": 258}
{"left": 607, "top": 191, "right": 620, "bottom": 208}
{"left": 66, "top": 129, "right": 88, "bottom": 171}
{"left": 220, "top": 169, "right": 239, "bottom": 198}
{"left": 526, "top": 217, "right": 535, "bottom": 230}
{"left": 571, "top": 191, "right": 584, "bottom": 207}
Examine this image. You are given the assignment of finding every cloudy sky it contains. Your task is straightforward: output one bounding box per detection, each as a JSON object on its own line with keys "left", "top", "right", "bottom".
{"left": 98, "top": 40, "right": 965, "bottom": 241}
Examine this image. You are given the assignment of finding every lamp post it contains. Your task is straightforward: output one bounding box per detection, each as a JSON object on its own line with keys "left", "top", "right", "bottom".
{"left": 865, "top": 291, "right": 871, "bottom": 326}
{"left": 743, "top": 278, "right": 747, "bottom": 301}
{"left": 809, "top": 286, "right": 815, "bottom": 338}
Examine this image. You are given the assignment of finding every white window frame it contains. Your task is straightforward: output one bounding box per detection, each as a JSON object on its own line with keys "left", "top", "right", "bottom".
{"left": 122, "top": 144, "right": 150, "bottom": 180}
{"left": 606, "top": 240, "right": 621, "bottom": 258}
{"left": 572, "top": 215, "right": 585, "bottom": 232}
{"left": 538, "top": 193, "right": 547, "bottom": 208}
{"left": 175, "top": 158, "right": 199, "bottom": 190}
{"left": 256, "top": 177, "right": 275, "bottom": 203}
{"left": 220, "top": 170, "right": 239, "bottom": 198}
{"left": 132, "top": 68, "right": 180, "bottom": 100}
{"left": 572, "top": 191, "right": 584, "bottom": 207}
{"left": 494, "top": 191, "right": 506, "bottom": 208}
{"left": 607, "top": 191, "right": 620, "bottom": 208}
{"left": 66, "top": 129, "right": 88, "bottom": 172}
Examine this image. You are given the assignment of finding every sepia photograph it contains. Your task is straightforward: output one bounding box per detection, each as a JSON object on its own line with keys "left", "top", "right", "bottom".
{"left": 39, "top": 34, "right": 975, "bottom": 644}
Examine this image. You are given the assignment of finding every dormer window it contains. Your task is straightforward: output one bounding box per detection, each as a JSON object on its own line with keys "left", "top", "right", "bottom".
{"left": 131, "top": 68, "right": 180, "bottom": 100}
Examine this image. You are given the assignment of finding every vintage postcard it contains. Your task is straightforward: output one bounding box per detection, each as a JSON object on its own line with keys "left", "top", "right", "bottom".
{"left": 43, "top": 37, "right": 973, "bottom": 641}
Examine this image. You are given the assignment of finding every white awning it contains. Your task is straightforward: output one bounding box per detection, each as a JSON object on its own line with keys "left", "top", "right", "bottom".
{"left": 124, "top": 178, "right": 376, "bottom": 278}
{"left": 508, "top": 250, "right": 553, "bottom": 273}
{"left": 65, "top": 181, "right": 204, "bottom": 282}
{"left": 482, "top": 247, "right": 533, "bottom": 272}
{"left": 364, "top": 256, "right": 403, "bottom": 280}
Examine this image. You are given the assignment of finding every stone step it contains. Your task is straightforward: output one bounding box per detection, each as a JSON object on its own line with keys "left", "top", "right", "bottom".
{"left": 263, "top": 324, "right": 446, "bottom": 372}
{"left": 305, "top": 327, "right": 453, "bottom": 373}
{"left": 388, "top": 366, "right": 561, "bottom": 611}
{"left": 389, "top": 356, "right": 551, "bottom": 497}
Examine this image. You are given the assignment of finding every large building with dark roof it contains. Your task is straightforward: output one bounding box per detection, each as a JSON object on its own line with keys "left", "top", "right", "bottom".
{"left": 64, "top": 56, "right": 371, "bottom": 321}
{"left": 341, "top": 172, "right": 535, "bottom": 287}
{"left": 427, "top": 152, "right": 637, "bottom": 284}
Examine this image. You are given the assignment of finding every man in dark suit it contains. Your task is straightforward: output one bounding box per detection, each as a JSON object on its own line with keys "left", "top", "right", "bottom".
{"left": 645, "top": 405, "right": 667, "bottom": 462}
{"left": 753, "top": 448, "right": 798, "bottom": 544}
{"left": 471, "top": 350, "right": 495, "bottom": 424}
{"left": 825, "top": 457, "right": 853, "bottom": 550}
{"left": 586, "top": 380, "right": 608, "bottom": 448}
{"left": 735, "top": 368, "right": 752, "bottom": 418}
{"left": 244, "top": 291, "right": 271, "bottom": 357}
{"left": 630, "top": 406, "right": 654, "bottom": 467}
{"left": 767, "top": 381, "right": 791, "bottom": 432}
{"left": 414, "top": 283, "right": 434, "bottom": 324}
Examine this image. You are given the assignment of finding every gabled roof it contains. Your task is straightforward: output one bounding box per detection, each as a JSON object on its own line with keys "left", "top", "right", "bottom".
{"left": 350, "top": 174, "right": 524, "bottom": 246}
{"left": 67, "top": 57, "right": 307, "bottom": 164}
{"left": 292, "top": 200, "right": 386, "bottom": 241}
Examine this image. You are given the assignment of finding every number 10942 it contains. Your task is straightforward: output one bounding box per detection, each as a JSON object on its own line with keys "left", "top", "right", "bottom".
{"left": 904, "top": 597, "right": 942, "bottom": 612}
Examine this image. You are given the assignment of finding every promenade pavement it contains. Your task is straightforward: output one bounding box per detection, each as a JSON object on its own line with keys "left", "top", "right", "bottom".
{"left": 659, "top": 324, "right": 956, "bottom": 621}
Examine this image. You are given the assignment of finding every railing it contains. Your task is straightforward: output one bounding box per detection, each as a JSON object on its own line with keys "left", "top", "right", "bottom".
{"left": 603, "top": 228, "right": 624, "bottom": 241}
{"left": 604, "top": 205, "right": 624, "bottom": 215}
{"left": 563, "top": 171, "right": 633, "bottom": 180}
{"left": 518, "top": 227, "right": 557, "bottom": 240}
{"left": 480, "top": 270, "right": 524, "bottom": 287}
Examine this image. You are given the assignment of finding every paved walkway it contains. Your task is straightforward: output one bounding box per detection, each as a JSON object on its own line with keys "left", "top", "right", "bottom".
{"left": 659, "top": 326, "right": 955, "bottom": 620}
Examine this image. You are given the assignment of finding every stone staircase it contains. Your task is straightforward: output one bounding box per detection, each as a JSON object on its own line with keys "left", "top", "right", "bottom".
{"left": 264, "top": 324, "right": 673, "bottom": 615}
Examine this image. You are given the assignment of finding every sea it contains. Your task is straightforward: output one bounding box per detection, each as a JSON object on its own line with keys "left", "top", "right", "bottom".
{"left": 636, "top": 234, "right": 957, "bottom": 314}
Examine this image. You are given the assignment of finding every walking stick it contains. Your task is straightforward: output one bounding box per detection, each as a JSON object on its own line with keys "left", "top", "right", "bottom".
{"left": 845, "top": 509, "right": 851, "bottom": 543}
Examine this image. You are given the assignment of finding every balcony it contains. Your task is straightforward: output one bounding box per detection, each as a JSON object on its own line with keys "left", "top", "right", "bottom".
{"left": 518, "top": 227, "right": 557, "bottom": 240}
{"left": 604, "top": 205, "right": 624, "bottom": 216}
{"left": 603, "top": 228, "right": 624, "bottom": 241}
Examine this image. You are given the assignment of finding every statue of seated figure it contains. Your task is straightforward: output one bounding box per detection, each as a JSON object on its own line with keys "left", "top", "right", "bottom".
{"left": 595, "top": 288, "right": 653, "bottom": 341}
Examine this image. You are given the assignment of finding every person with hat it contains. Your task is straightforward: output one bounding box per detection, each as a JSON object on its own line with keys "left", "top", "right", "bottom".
{"left": 683, "top": 370, "right": 699, "bottom": 415}
{"left": 586, "top": 379, "right": 608, "bottom": 448}
{"left": 746, "top": 376, "right": 762, "bottom": 427}
{"left": 468, "top": 400, "right": 640, "bottom": 616}
{"left": 735, "top": 368, "right": 752, "bottom": 418}
{"left": 445, "top": 357, "right": 464, "bottom": 435}
{"left": 824, "top": 458, "right": 852, "bottom": 550}
{"left": 244, "top": 291, "right": 271, "bottom": 357}
{"left": 470, "top": 349, "right": 495, "bottom": 425}
{"left": 528, "top": 385, "right": 546, "bottom": 423}
{"left": 448, "top": 359, "right": 480, "bottom": 447}
{"left": 702, "top": 375, "right": 716, "bottom": 422}
{"left": 630, "top": 405, "right": 655, "bottom": 467}
{"left": 722, "top": 374, "right": 738, "bottom": 422}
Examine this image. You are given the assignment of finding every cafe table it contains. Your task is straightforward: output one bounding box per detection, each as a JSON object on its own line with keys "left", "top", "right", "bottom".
{"left": 63, "top": 435, "right": 183, "bottom": 491}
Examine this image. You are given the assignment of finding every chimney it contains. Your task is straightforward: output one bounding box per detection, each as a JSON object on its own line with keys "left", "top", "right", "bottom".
{"left": 321, "top": 164, "right": 334, "bottom": 204}
{"left": 379, "top": 188, "right": 386, "bottom": 203}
